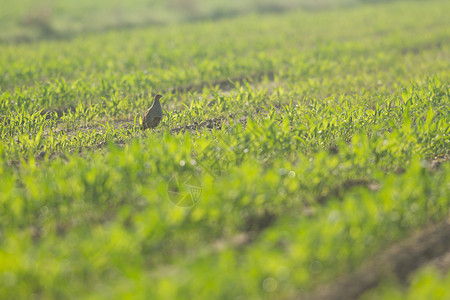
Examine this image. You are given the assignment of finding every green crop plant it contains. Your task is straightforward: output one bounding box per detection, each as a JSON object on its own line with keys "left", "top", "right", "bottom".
{"left": 0, "top": 0, "right": 449, "bottom": 299}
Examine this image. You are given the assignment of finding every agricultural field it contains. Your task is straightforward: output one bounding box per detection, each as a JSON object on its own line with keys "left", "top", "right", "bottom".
{"left": 0, "top": 0, "right": 449, "bottom": 299}
{"left": 1, "top": 0, "right": 363, "bottom": 43}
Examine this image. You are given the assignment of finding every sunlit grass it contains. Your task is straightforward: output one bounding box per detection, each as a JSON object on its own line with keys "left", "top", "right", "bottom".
{"left": 0, "top": 0, "right": 449, "bottom": 298}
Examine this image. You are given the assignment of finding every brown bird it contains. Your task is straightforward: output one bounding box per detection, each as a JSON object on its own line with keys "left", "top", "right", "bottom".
{"left": 142, "top": 94, "right": 163, "bottom": 130}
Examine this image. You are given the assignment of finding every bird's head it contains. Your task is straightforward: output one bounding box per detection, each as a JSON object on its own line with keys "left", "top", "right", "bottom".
{"left": 154, "top": 94, "right": 163, "bottom": 102}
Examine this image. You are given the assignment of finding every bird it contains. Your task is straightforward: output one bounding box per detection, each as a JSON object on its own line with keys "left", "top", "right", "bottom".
{"left": 141, "top": 94, "right": 163, "bottom": 130}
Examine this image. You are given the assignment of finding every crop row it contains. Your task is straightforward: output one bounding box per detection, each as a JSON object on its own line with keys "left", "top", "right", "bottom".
{"left": 1, "top": 2, "right": 448, "bottom": 165}
{"left": 1, "top": 74, "right": 448, "bottom": 160}
{"left": 1, "top": 1, "right": 449, "bottom": 101}
{"left": 0, "top": 0, "right": 449, "bottom": 298}
{"left": 1, "top": 76, "right": 449, "bottom": 298}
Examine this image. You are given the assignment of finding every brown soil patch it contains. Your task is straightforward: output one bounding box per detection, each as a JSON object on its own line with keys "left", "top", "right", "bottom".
{"left": 427, "top": 155, "right": 450, "bottom": 170}
{"left": 169, "top": 115, "right": 248, "bottom": 134}
{"left": 305, "top": 218, "right": 450, "bottom": 300}
{"left": 428, "top": 250, "right": 450, "bottom": 275}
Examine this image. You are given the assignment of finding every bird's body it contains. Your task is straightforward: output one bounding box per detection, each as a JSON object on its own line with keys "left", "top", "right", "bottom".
{"left": 142, "top": 94, "right": 163, "bottom": 130}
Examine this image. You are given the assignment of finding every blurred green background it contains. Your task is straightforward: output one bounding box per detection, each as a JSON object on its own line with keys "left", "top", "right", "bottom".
{"left": 0, "top": 0, "right": 396, "bottom": 42}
